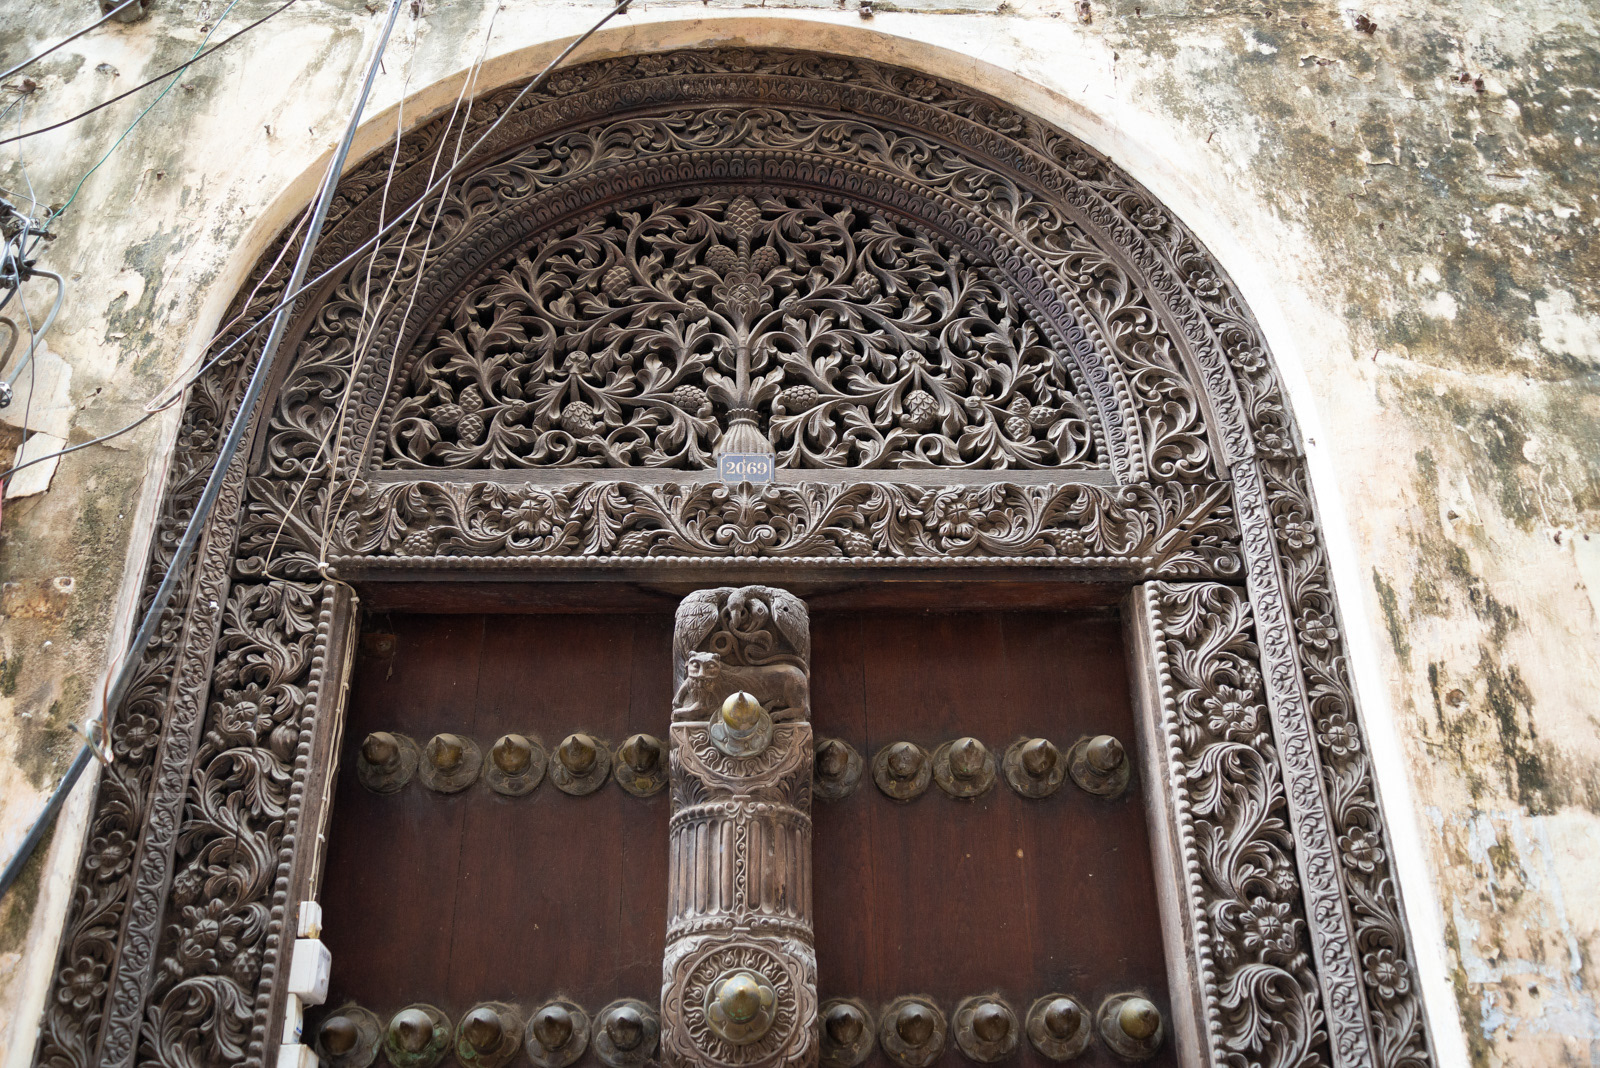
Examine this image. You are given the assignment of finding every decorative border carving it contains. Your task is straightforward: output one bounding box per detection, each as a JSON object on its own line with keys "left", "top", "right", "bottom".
{"left": 34, "top": 46, "right": 1431, "bottom": 1068}
{"left": 238, "top": 477, "right": 1239, "bottom": 575}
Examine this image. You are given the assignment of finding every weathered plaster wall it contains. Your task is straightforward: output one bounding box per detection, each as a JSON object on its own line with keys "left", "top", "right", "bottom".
{"left": 0, "top": 0, "right": 1595, "bottom": 1065}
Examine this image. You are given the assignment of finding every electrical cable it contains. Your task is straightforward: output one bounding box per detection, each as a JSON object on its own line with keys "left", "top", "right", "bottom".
{"left": 0, "top": 0, "right": 408, "bottom": 903}
{"left": 0, "top": 0, "right": 143, "bottom": 84}
{"left": 0, "top": 0, "right": 634, "bottom": 484}
{"left": 4, "top": 267, "right": 62, "bottom": 384}
{"left": 0, "top": 0, "right": 302, "bottom": 148}
{"left": 47, "top": 0, "right": 245, "bottom": 223}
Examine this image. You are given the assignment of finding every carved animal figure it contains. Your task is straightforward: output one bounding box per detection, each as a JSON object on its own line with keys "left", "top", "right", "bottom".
{"left": 671, "top": 651, "right": 810, "bottom": 722}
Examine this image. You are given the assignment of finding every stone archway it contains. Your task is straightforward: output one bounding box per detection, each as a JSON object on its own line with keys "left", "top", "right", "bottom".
{"left": 35, "top": 47, "right": 1432, "bottom": 1068}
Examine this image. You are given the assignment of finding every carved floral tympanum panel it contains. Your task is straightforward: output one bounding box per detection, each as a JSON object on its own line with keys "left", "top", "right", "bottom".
{"left": 384, "top": 194, "right": 1099, "bottom": 471}
{"left": 34, "top": 44, "right": 1433, "bottom": 1068}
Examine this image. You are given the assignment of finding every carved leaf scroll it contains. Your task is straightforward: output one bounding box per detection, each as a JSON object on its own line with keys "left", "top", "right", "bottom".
{"left": 382, "top": 194, "right": 1099, "bottom": 472}
{"left": 1139, "top": 581, "right": 1330, "bottom": 1068}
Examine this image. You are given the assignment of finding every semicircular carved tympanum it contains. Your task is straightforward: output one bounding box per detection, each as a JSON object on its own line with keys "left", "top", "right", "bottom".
{"left": 36, "top": 47, "right": 1432, "bottom": 1068}
{"left": 385, "top": 193, "right": 1101, "bottom": 472}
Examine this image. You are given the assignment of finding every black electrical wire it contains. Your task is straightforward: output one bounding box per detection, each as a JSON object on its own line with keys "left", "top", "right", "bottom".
{"left": 0, "top": 0, "right": 143, "bottom": 84}
{"left": 0, "top": 0, "right": 302, "bottom": 147}
{"left": 0, "top": 0, "right": 636, "bottom": 484}
{"left": 0, "top": 0, "right": 404, "bottom": 904}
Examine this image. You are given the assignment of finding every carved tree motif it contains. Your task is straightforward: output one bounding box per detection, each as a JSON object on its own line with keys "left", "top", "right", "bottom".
{"left": 382, "top": 194, "right": 1099, "bottom": 471}
{"left": 664, "top": 587, "right": 816, "bottom": 1068}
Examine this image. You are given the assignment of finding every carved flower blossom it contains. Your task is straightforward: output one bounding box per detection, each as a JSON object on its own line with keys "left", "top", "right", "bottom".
{"left": 500, "top": 499, "right": 554, "bottom": 540}
{"left": 927, "top": 495, "right": 978, "bottom": 542}
{"left": 1228, "top": 343, "right": 1268, "bottom": 374}
{"left": 1363, "top": 948, "right": 1411, "bottom": 1000}
{"left": 1295, "top": 611, "right": 1340, "bottom": 650}
{"left": 175, "top": 901, "right": 246, "bottom": 976}
{"left": 1240, "top": 898, "right": 1300, "bottom": 960}
{"left": 1274, "top": 512, "right": 1316, "bottom": 551}
{"left": 1254, "top": 423, "right": 1294, "bottom": 457}
{"left": 113, "top": 711, "right": 161, "bottom": 762}
{"left": 1201, "top": 684, "right": 1264, "bottom": 740}
{"left": 1317, "top": 712, "right": 1361, "bottom": 758}
{"left": 215, "top": 683, "right": 273, "bottom": 741}
{"left": 1338, "top": 827, "right": 1386, "bottom": 873}
{"left": 1186, "top": 268, "right": 1223, "bottom": 298}
{"left": 86, "top": 829, "right": 135, "bottom": 881}
{"left": 56, "top": 958, "right": 107, "bottom": 1011}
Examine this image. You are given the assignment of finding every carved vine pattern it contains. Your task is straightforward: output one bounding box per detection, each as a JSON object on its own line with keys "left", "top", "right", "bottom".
{"left": 34, "top": 47, "right": 1430, "bottom": 1068}
{"left": 235, "top": 477, "right": 1240, "bottom": 574}
{"left": 1142, "top": 582, "right": 1328, "bottom": 1068}
{"left": 384, "top": 193, "right": 1099, "bottom": 471}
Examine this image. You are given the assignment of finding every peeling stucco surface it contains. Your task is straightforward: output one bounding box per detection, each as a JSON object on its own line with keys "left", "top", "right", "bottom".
{"left": 0, "top": 0, "right": 1595, "bottom": 1065}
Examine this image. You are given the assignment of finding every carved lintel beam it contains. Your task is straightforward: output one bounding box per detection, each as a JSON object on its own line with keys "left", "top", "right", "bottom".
{"left": 663, "top": 587, "right": 817, "bottom": 1068}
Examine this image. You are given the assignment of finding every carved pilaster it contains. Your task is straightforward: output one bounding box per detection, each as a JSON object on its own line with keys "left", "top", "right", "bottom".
{"left": 663, "top": 588, "right": 817, "bottom": 1068}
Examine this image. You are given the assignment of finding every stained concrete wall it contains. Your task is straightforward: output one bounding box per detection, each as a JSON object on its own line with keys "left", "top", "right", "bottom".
{"left": 0, "top": 1, "right": 1595, "bottom": 1064}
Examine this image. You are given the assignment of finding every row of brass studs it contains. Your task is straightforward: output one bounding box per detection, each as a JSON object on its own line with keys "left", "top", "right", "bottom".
{"left": 813, "top": 734, "right": 1131, "bottom": 802}
{"left": 356, "top": 731, "right": 668, "bottom": 797}
{"left": 315, "top": 999, "right": 660, "bottom": 1068}
{"left": 821, "top": 993, "right": 1162, "bottom": 1067}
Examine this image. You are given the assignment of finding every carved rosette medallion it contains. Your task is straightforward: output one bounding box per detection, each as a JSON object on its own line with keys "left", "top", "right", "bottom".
{"left": 664, "top": 587, "right": 816, "bottom": 1068}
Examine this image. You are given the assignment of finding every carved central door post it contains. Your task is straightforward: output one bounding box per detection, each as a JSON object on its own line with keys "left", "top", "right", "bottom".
{"left": 663, "top": 587, "right": 817, "bottom": 1068}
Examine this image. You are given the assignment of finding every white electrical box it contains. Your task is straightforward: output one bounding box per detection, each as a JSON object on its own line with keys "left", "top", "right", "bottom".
{"left": 287, "top": 938, "right": 332, "bottom": 1006}
{"left": 275, "top": 1044, "right": 317, "bottom": 1068}
{"left": 282, "top": 994, "right": 304, "bottom": 1045}
{"left": 297, "top": 901, "right": 322, "bottom": 939}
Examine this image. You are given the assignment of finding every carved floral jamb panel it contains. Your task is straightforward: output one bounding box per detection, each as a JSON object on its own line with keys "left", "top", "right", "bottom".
{"left": 34, "top": 47, "right": 1431, "bottom": 1068}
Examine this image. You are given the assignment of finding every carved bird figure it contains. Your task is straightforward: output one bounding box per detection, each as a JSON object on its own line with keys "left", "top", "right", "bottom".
{"left": 673, "top": 589, "right": 727, "bottom": 680}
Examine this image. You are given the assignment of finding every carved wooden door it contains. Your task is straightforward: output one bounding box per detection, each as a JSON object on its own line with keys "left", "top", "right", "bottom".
{"left": 310, "top": 593, "right": 1172, "bottom": 1068}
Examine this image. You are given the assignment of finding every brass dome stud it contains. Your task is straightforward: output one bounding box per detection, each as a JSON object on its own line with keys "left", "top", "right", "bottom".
{"left": 704, "top": 969, "right": 778, "bottom": 1046}
{"left": 1025, "top": 995, "right": 1091, "bottom": 1061}
{"left": 356, "top": 730, "right": 418, "bottom": 794}
{"left": 933, "top": 737, "right": 997, "bottom": 799}
{"left": 551, "top": 733, "right": 611, "bottom": 796}
{"left": 314, "top": 1005, "right": 381, "bottom": 1068}
{"left": 454, "top": 1003, "right": 521, "bottom": 1068}
{"left": 879, "top": 996, "right": 946, "bottom": 1068}
{"left": 814, "top": 738, "right": 864, "bottom": 801}
{"left": 383, "top": 1005, "right": 450, "bottom": 1068}
{"left": 954, "top": 996, "right": 1019, "bottom": 1063}
{"left": 1004, "top": 737, "right": 1066, "bottom": 798}
{"left": 872, "top": 742, "right": 932, "bottom": 801}
{"left": 322, "top": 1017, "right": 359, "bottom": 1056}
{"left": 819, "top": 999, "right": 875, "bottom": 1068}
{"left": 485, "top": 733, "right": 546, "bottom": 796}
{"left": 593, "top": 999, "right": 657, "bottom": 1067}
{"left": 614, "top": 733, "right": 668, "bottom": 797}
{"left": 709, "top": 691, "right": 774, "bottom": 757}
{"left": 1096, "top": 994, "right": 1163, "bottom": 1061}
{"left": 420, "top": 732, "right": 482, "bottom": 793}
{"left": 524, "top": 1001, "right": 590, "bottom": 1068}
{"left": 1068, "top": 733, "right": 1131, "bottom": 799}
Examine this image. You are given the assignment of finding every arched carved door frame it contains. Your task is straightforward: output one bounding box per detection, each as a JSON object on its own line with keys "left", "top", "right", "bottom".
{"left": 35, "top": 46, "right": 1434, "bottom": 1068}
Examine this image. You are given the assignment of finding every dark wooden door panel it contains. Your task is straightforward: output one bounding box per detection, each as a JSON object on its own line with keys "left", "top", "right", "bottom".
{"left": 811, "top": 611, "right": 1174, "bottom": 1068}
{"left": 318, "top": 605, "right": 1171, "bottom": 1068}
{"left": 318, "top": 613, "right": 673, "bottom": 1019}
